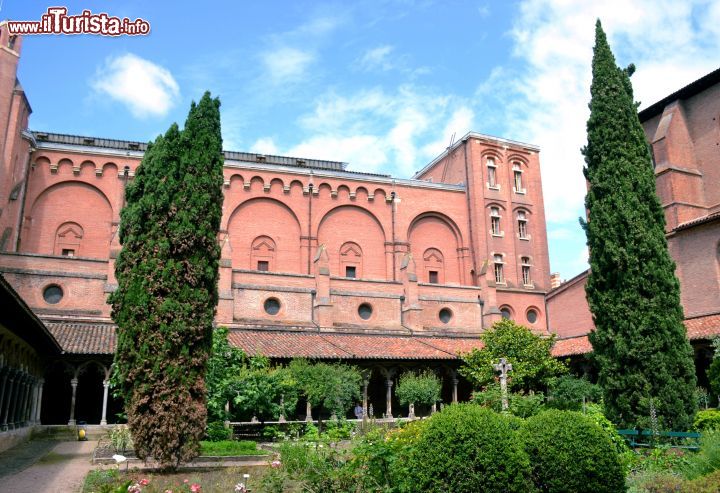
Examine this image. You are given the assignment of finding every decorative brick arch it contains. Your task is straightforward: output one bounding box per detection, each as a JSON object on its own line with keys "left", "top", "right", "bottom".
{"left": 408, "top": 212, "right": 464, "bottom": 284}
{"left": 317, "top": 205, "right": 386, "bottom": 279}
{"left": 227, "top": 198, "right": 302, "bottom": 272}
{"left": 54, "top": 222, "right": 84, "bottom": 257}
{"left": 340, "top": 241, "right": 363, "bottom": 278}
{"left": 251, "top": 235, "right": 277, "bottom": 272}
{"left": 23, "top": 181, "right": 113, "bottom": 258}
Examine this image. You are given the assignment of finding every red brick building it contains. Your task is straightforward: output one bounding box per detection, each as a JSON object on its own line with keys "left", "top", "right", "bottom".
{"left": 0, "top": 24, "right": 552, "bottom": 424}
{"left": 548, "top": 67, "right": 720, "bottom": 381}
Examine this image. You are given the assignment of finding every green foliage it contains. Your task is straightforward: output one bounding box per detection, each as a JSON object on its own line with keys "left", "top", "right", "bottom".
{"left": 522, "top": 409, "right": 626, "bottom": 493}
{"left": 460, "top": 319, "right": 567, "bottom": 392}
{"left": 199, "top": 440, "right": 266, "bottom": 456}
{"left": 694, "top": 409, "right": 720, "bottom": 431}
{"left": 288, "top": 359, "right": 362, "bottom": 417}
{"left": 404, "top": 403, "right": 533, "bottom": 492}
{"left": 584, "top": 403, "right": 634, "bottom": 472}
{"left": 547, "top": 375, "right": 602, "bottom": 411}
{"left": 682, "top": 431, "right": 720, "bottom": 480}
{"left": 581, "top": 20, "right": 696, "bottom": 430}
{"left": 206, "top": 327, "right": 246, "bottom": 422}
{"left": 109, "top": 424, "right": 132, "bottom": 454}
{"left": 110, "top": 92, "right": 225, "bottom": 469}
{"left": 473, "top": 384, "right": 546, "bottom": 418}
{"left": 708, "top": 358, "right": 720, "bottom": 403}
{"left": 228, "top": 355, "right": 298, "bottom": 422}
{"left": 205, "top": 421, "right": 232, "bottom": 442}
{"left": 395, "top": 370, "right": 442, "bottom": 406}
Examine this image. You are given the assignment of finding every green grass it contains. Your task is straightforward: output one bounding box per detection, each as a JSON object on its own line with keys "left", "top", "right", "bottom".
{"left": 200, "top": 440, "right": 268, "bottom": 457}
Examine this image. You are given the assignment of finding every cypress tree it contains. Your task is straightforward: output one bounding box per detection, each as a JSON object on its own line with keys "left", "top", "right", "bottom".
{"left": 581, "top": 21, "right": 696, "bottom": 430}
{"left": 110, "top": 92, "right": 225, "bottom": 468}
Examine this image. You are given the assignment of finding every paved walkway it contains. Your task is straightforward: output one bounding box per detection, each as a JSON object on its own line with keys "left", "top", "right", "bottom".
{"left": 0, "top": 440, "right": 96, "bottom": 493}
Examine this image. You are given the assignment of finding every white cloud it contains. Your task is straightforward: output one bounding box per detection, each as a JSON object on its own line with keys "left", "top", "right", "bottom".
{"left": 358, "top": 45, "right": 395, "bottom": 71}
{"left": 250, "top": 137, "right": 280, "bottom": 155}
{"left": 261, "top": 47, "right": 315, "bottom": 83}
{"left": 91, "top": 54, "right": 179, "bottom": 118}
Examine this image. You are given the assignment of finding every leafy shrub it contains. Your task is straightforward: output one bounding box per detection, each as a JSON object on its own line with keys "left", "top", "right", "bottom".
{"left": 625, "top": 470, "right": 684, "bottom": 493}
{"left": 684, "top": 470, "right": 720, "bottom": 492}
{"left": 584, "top": 403, "right": 635, "bottom": 471}
{"left": 395, "top": 370, "right": 442, "bottom": 407}
{"left": 205, "top": 421, "right": 232, "bottom": 441}
{"left": 683, "top": 431, "right": 720, "bottom": 480}
{"left": 403, "top": 403, "right": 533, "bottom": 492}
{"left": 694, "top": 409, "right": 720, "bottom": 431}
{"left": 547, "top": 375, "right": 602, "bottom": 411}
{"left": 199, "top": 440, "right": 265, "bottom": 456}
{"left": 323, "top": 418, "right": 355, "bottom": 441}
{"left": 473, "top": 384, "right": 546, "bottom": 418}
{"left": 521, "top": 409, "right": 626, "bottom": 493}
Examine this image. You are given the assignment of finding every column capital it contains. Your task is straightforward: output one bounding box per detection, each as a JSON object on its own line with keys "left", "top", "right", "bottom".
{"left": 70, "top": 378, "right": 78, "bottom": 387}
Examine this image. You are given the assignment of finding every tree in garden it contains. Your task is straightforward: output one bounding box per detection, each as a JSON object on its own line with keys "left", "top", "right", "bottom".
{"left": 206, "top": 327, "right": 246, "bottom": 422}
{"left": 395, "top": 370, "right": 442, "bottom": 415}
{"left": 228, "top": 355, "right": 298, "bottom": 422}
{"left": 110, "top": 92, "right": 225, "bottom": 469}
{"left": 581, "top": 21, "right": 696, "bottom": 429}
{"left": 460, "top": 319, "right": 566, "bottom": 393}
{"left": 289, "top": 359, "right": 362, "bottom": 419}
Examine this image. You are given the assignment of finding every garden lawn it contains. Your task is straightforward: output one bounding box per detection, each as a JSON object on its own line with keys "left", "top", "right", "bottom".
{"left": 83, "top": 466, "right": 266, "bottom": 493}
{"left": 200, "top": 440, "right": 268, "bottom": 457}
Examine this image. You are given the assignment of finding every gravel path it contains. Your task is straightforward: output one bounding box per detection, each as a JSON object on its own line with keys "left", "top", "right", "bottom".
{"left": 0, "top": 440, "right": 96, "bottom": 493}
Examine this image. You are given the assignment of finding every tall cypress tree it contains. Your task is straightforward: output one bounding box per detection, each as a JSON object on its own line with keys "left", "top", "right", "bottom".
{"left": 582, "top": 21, "right": 696, "bottom": 430}
{"left": 110, "top": 92, "right": 224, "bottom": 468}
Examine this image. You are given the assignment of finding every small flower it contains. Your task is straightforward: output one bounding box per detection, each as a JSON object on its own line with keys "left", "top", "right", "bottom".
{"left": 234, "top": 483, "right": 247, "bottom": 493}
{"left": 271, "top": 460, "right": 281, "bottom": 468}
{"left": 183, "top": 479, "right": 189, "bottom": 484}
{"left": 190, "top": 483, "right": 202, "bottom": 493}
{"left": 139, "top": 479, "right": 149, "bottom": 486}
{"left": 127, "top": 484, "right": 141, "bottom": 493}
{"left": 164, "top": 490, "right": 173, "bottom": 493}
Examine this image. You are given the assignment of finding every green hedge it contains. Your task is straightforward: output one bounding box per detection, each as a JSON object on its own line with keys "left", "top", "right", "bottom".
{"left": 694, "top": 409, "right": 720, "bottom": 431}
{"left": 522, "top": 409, "right": 626, "bottom": 493}
{"left": 403, "top": 403, "right": 533, "bottom": 492}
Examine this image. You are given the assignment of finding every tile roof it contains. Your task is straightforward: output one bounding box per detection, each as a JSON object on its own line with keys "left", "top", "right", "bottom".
{"left": 45, "top": 322, "right": 116, "bottom": 355}
{"left": 674, "top": 211, "right": 720, "bottom": 232}
{"left": 551, "top": 313, "right": 720, "bottom": 357}
{"left": 227, "top": 330, "right": 484, "bottom": 360}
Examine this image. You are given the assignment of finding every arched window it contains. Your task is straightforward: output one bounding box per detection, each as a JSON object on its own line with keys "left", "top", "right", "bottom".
{"left": 487, "top": 157, "right": 498, "bottom": 189}
{"left": 490, "top": 207, "right": 502, "bottom": 236}
{"left": 423, "top": 248, "right": 444, "bottom": 284}
{"left": 54, "top": 222, "right": 84, "bottom": 257}
{"left": 251, "top": 235, "right": 276, "bottom": 272}
{"left": 517, "top": 210, "right": 529, "bottom": 240}
{"left": 340, "top": 242, "right": 363, "bottom": 278}
{"left": 513, "top": 163, "right": 525, "bottom": 193}
{"left": 493, "top": 254, "right": 505, "bottom": 284}
{"left": 521, "top": 256, "right": 532, "bottom": 286}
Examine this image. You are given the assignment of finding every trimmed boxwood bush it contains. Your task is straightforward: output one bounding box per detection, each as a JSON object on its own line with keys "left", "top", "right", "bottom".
{"left": 403, "top": 403, "right": 533, "bottom": 492}
{"left": 522, "top": 409, "right": 626, "bottom": 493}
{"left": 694, "top": 409, "right": 720, "bottom": 431}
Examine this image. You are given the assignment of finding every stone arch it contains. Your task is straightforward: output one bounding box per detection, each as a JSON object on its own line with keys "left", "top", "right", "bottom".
{"left": 102, "top": 162, "right": 118, "bottom": 177}
{"left": 480, "top": 149, "right": 504, "bottom": 163}
{"left": 507, "top": 153, "right": 530, "bottom": 167}
{"left": 79, "top": 160, "right": 96, "bottom": 175}
{"left": 408, "top": 212, "right": 463, "bottom": 284}
{"left": 289, "top": 180, "right": 304, "bottom": 195}
{"left": 269, "top": 178, "right": 284, "bottom": 193}
{"left": 227, "top": 198, "right": 302, "bottom": 272}
{"left": 57, "top": 158, "right": 74, "bottom": 175}
{"left": 249, "top": 176, "right": 265, "bottom": 192}
{"left": 318, "top": 205, "right": 386, "bottom": 279}
{"left": 34, "top": 155, "right": 51, "bottom": 169}
{"left": 23, "top": 182, "right": 113, "bottom": 258}
{"left": 355, "top": 187, "right": 370, "bottom": 201}
{"left": 317, "top": 183, "right": 333, "bottom": 199}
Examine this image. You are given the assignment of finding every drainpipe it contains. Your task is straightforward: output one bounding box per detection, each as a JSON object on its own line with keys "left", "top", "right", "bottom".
{"left": 478, "top": 296, "right": 485, "bottom": 330}
{"left": 391, "top": 188, "right": 397, "bottom": 281}
{"left": 14, "top": 147, "right": 33, "bottom": 251}
{"left": 462, "top": 140, "right": 479, "bottom": 285}
{"left": 307, "top": 181, "right": 313, "bottom": 274}
{"left": 399, "top": 295, "right": 413, "bottom": 335}
{"left": 310, "top": 289, "right": 320, "bottom": 331}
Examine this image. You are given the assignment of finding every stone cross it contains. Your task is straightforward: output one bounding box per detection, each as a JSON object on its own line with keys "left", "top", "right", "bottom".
{"left": 493, "top": 358, "right": 512, "bottom": 411}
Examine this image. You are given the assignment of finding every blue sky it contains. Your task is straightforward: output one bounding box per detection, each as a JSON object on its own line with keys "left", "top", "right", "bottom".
{"left": 3, "top": 0, "right": 719, "bottom": 280}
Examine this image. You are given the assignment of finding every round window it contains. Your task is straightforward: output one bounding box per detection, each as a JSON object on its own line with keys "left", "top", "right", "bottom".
{"left": 264, "top": 298, "right": 280, "bottom": 315}
{"left": 358, "top": 303, "right": 373, "bottom": 320}
{"left": 43, "top": 285, "right": 63, "bottom": 304}
{"left": 500, "top": 307, "right": 512, "bottom": 320}
{"left": 527, "top": 309, "right": 538, "bottom": 324}
{"left": 439, "top": 308, "right": 453, "bottom": 324}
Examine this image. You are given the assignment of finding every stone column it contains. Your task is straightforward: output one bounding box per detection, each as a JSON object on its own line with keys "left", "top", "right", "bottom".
{"left": 362, "top": 378, "right": 369, "bottom": 420}
{"left": 68, "top": 377, "right": 78, "bottom": 426}
{"left": 29, "top": 381, "right": 38, "bottom": 425}
{"left": 10, "top": 374, "right": 26, "bottom": 428}
{"left": 305, "top": 401, "right": 313, "bottom": 422}
{"left": 1, "top": 371, "right": 16, "bottom": 430}
{"left": 385, "top": 378, "right": 393, "bottom": 419}
{"left": 100, "top": 379, "right": 110, "bottom": 425}
{"left": 23, "top": 377, "right": 35, "bottom": 425}
{"left": 451, "top": 378, "right": 459, "bottom": 404}
{"left": 0, "top": 368, "right": 8, "bottom": 421}
{"left": 35, "top": 379, "right": 44, "bottom": 424}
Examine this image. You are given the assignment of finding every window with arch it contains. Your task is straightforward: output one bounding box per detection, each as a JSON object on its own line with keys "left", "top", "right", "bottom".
{"left": 423, "top": 248, "right": 444, "bottom": 284}
{"left": 340, "top": 241, "right": 363, "bottom": 278}
{"left": 490, "top": 207, "right": 502, "bottom": 236}
{"left": 500, "top": 306, "right": 512, "bottom": 320}
{"left": 493, "top": 254, "right": 505, "bottom": 284}
{"left": 513, "top": 163, "right": 525, "bottom": 193}
{"left": 521, "top": 256, "right": 532, "bottom": 286}
{"left": 517, "top": 210, "right": 529, "bottom": 239}
{"left": 487, "top": 157, "right": 498, "bottom": 189}
{"left": 54, "top": 222, "right": 84, "bottom": 257}
{"left": 251, "top": 236, "right": 276, "bottom": 272}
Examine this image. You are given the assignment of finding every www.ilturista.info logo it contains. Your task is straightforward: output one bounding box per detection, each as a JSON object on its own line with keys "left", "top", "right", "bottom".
{"left": 6, "top": 7, "right": 150, "bottom": 36}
